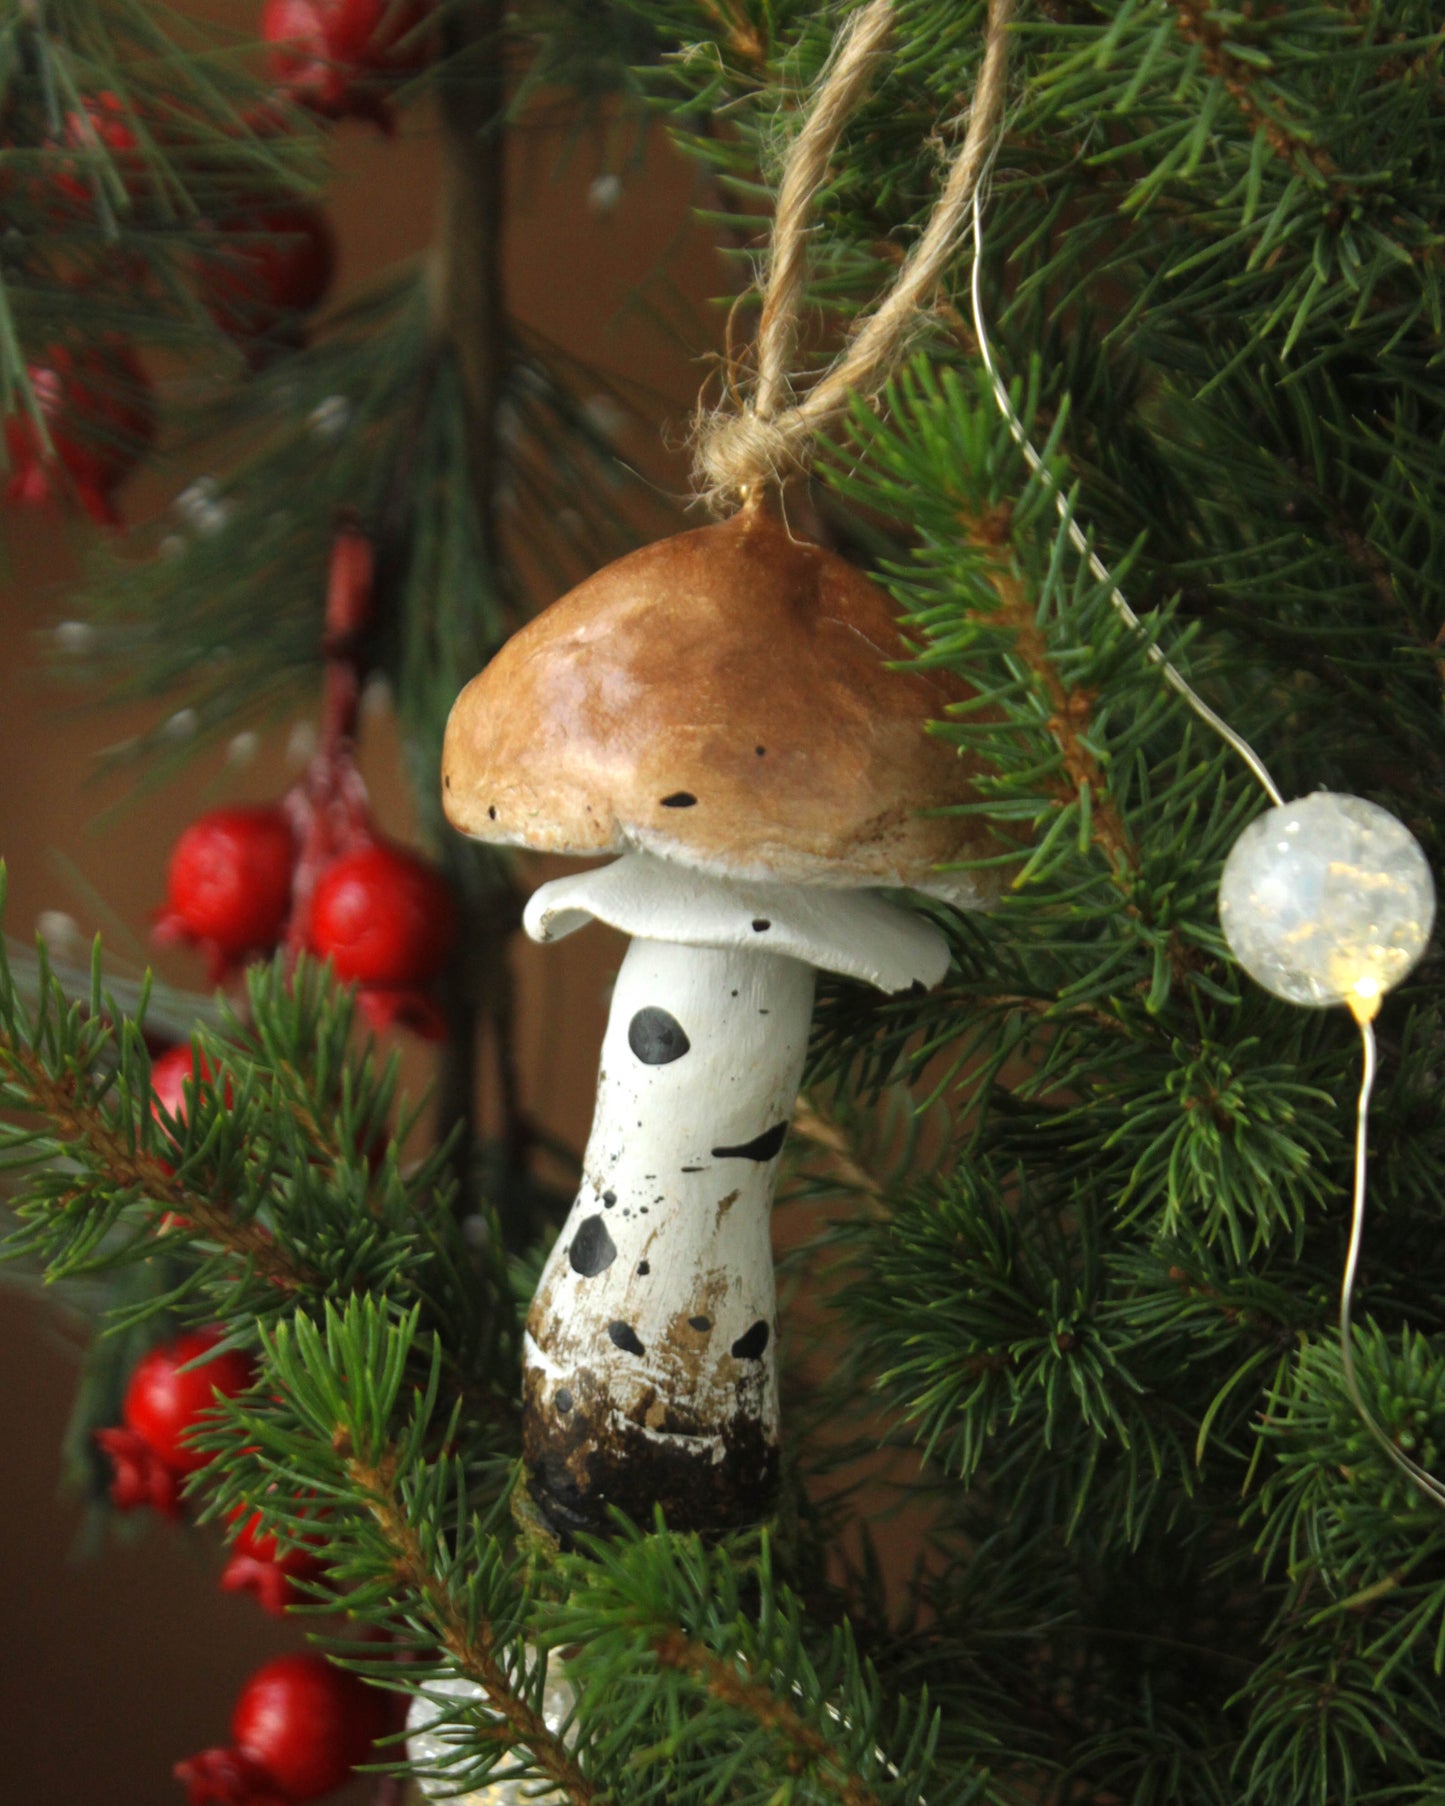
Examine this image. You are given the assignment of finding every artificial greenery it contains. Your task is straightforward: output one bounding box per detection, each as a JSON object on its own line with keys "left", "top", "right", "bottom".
{"left": 4, "top": 2, "right": 1445, "bottom": 1803}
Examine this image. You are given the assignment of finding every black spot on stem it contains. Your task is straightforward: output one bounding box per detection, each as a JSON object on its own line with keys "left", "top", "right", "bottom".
{"left": 751, "top": 918, "right": 771, "bottom": 933}
{"left": 629, "top": 1007, "right": 691, "bottom": 1065}
{"left": 555, "top": 1388, "right": 574, "bottom": 1414}
{"left": 569, "top": 1215, "right": 618, "bottom": 1277}
{"left": 689, "top": 1315, "right": 712, "bottom": 1332}
{"left": 660, "top": 792, "right": 697, "bottom": 808}
{"left": 731, "top": 1320, "right": 770, "bottom": 1360}
{"left": 711, "top": 1121, "right": 788, "bottom": 1163}
{"left": 608, "top": 1321, "right": 646, "bottom": 1356}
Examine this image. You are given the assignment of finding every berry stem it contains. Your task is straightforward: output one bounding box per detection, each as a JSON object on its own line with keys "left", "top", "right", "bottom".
{"left": 283, "top": 526, "right": 379, "bottom": 958}
{"left": 320, "top": 522, "right": 374, "bottom": 754}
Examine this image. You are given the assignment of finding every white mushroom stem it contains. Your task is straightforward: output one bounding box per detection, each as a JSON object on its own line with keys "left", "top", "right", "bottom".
{"left": 519, "top": 854, "right": 948, "bottom": 1537}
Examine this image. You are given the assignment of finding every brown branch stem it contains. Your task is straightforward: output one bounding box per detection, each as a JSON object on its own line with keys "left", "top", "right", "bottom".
{"left": 791, "top": 1095, "right": 887, "bottom": 1209}
{"left": 652, "top": 1627, "right": 883, "bottom": 1806}
{"left": 696, "top": 0, "right": 768, "bottom": 69}
{"left": 925, "top": 986, "right": 1133, "bottom": 1038}
{"left": 1168, "top": 1, "right": 1341, "bottom": 193}
{"left": 976, "top": 541, "right": 1136, "bottom": 876}
{"left": 963, "top": 513, "right": 1198, "bottom": 988}
{"left": 2, "top": 1036, "right": 311, "bottom": 1290}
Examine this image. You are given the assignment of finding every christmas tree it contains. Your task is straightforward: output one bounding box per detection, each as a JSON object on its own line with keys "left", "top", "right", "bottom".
{"left": 4, "top": 2, "right": 1445, "bottom": 1803}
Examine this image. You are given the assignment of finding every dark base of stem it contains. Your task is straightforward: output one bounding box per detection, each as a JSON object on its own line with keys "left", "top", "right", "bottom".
{"left": 521, "top": 1367, "right": 778, "bottom": 1543}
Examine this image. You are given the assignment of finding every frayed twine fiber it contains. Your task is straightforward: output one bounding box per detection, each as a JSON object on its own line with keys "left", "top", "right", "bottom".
{"left": 692, "top": 0, "right": 1015, "bottom": 516}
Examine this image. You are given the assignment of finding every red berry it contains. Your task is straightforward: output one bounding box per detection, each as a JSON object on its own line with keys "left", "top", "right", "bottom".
{"left": 176, "top": 1654, "right": 391, "bottom": 1804}
{"left": 121, "top": 1328, "right": 256, "bottom": 1475}
{"left": 149, "top": 1044, "right": 233, "bottom": 1207}
{"left": 155, "top": 805, "right": 297, "bottom": 978}
{"left": 261, "top": 0, "right": 345, "bottom": 115}
{"left": 263, "top": 0, "right": 433, "bottom": 123}
{"left": 151, "top": 1044, "right": 228, "bottom": 1125}
{"left": 198, "top": 202, "right": 336, "bottom": 347}
{"left": 4, "top": 341, "right": 156, "bottom": 526}
{"left": 53, "top": 91, "right": 143, "bottom": 208}
{"left": 306, "top": 841, "right": 456, "bottom": 986}
{"left": 97, "top": 1328, "right": 255, "bottom": 1517}
{"left": 220, "top": 1504, "right": 325, "bottom": 1616}
{"left": 326, "top": 0, "right": 432, "bottom": 72}
{"left": 173, "top": 1746, "right": 285, "bottom": 1806}
{"left": 70, "top": 92, "right": 139, "bottom": 153}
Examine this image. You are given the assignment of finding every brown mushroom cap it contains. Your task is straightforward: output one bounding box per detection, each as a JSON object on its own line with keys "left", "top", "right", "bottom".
{"left": 442, "top": 508, "right": 995, "bottom": 893}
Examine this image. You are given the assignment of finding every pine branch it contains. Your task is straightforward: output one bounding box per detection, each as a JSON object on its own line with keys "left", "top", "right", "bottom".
{"left": 1, "top": 1032, "right": 306, "bottom": 1286}
{"left": 347, "top": 1446, "right": 599, "bottom": 1806}
{"left": 1166, "top": 2, "right": 1341, "bottom": 192}
{"left": 204, "top": 1303, "right": 582, "bottom": 1799}
{"left": 8, "top": 6, "right": 1445, "bottom": 1802}
{"left": 0, "top": 0, "right": 328, "bottom": 421}
{"left": 548, "top": 1527, "right": 997, "bottom": 1806}
{"left": 694, "top": 0, "right": 768, "bottom": 68}
{"left": 649, "top": 1627, "right": 885, "bottom": 1806}
{"left": 0, "top": 922, "right": 524, "bottom": 1444}
{"left": 971, "top": 537, "right": 1141, "bottom": 884}
{"left": 0, "top": 929, "right": 317, "bottom": 1290}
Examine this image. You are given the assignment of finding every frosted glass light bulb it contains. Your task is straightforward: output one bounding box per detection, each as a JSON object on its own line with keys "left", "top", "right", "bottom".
{"left": 407, "top": 1662, "right": 577, "bottom": 1804}
{"left": 1218, "top": 792, "right": 1435, "bottom": 1016}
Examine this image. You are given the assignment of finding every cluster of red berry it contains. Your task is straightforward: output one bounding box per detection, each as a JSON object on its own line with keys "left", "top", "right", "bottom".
{"left": 95, "top": 1328, "right": 391, "bottom": 1802}
{"left": 154, "top": 526, "right": 458, "bottom": 1031}
{"left": 102, "top": 543, "right": 449, "bottom": 1795}
{"left": 177, "top": 1653, "right": 394, "bottom": 1805}
{"left": 3, "top": 340, "right": 157, "bottom": 527}
{"left": 155, "top": 802, "right": 457, "bottom": 1033}
{"left": 96, "top": 1327, "right": 256, "bottom": 1523}
{"left": 6, "top": 0, "right": 433, "bottom": 526}
{"left": 96, "top": 1324, "right": 322, "bottom": 1614}
{"left": 97, "top": 1308, "right": 315, "bottom": 1598}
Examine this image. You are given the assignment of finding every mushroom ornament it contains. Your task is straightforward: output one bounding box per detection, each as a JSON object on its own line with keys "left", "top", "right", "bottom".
{"left": 442, "top": 506, "right": 995, "bottom": 1541}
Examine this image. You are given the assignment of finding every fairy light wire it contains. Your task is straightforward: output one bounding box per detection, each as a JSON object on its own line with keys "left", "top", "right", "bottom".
{"left": 1338, "top": 1014, "right": 1445, "bottom": 1506}
{"left": 967, "top": 190, "right": 1284, "bottom": 808}
{"left": 965, "top": 191, "right": 1440, "bottom": 1509}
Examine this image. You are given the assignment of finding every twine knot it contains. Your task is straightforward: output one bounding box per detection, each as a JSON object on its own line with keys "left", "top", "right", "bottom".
{"left": 692, "top": 406, "right": 812, "bottom": 515}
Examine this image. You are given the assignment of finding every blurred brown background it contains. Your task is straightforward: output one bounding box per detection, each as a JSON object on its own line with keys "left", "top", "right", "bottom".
{"left": 0, "top": 82, "right": 719, "bottom": 1803}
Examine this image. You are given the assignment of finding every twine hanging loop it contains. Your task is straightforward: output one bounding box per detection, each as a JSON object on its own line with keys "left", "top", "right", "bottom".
{"left": 693, "top": 0, "right": 1015, "bottom": 514}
